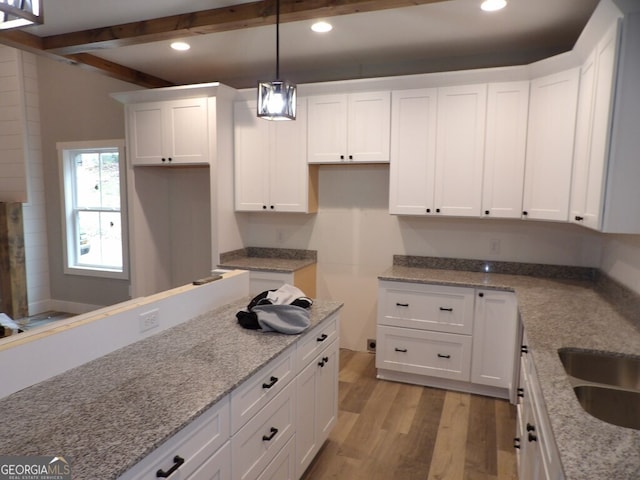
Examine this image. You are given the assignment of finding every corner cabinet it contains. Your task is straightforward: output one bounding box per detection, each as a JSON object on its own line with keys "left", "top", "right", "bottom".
{"left": 127, "top": 97, "right": 209, "bottom": 166}
{"left": 307, "top": 91, "right": 391, "bottom": 163}
{"left": 234, "top": 99, "right": 318, "bottom": 213}
{"left": 522, "top": 68, "right": 580, "bottom": 222}
{"left": 376, "top": 280, "right": 518, "bottom": 401}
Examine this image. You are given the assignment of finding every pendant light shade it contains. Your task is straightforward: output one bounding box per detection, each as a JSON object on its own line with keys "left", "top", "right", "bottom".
{"left": 0, "top": 0, "right": 43, "bottom": 30}
{"left": 257, "top": 0, "right": 296, "bottom": 120}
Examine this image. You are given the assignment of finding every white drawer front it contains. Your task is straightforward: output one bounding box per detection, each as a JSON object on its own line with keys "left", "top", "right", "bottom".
{"left": 295, "top": 314, "right": 338, "bottom": 372}
{"left": 376, "top": 325, "right": 472, "bottom": 381}
{"left": 119, "top": 397, "right": 230, "bottom": 480}
{"left": 232, "top": 381, "right": 296, "bottom": 480}
{"left": 378, "top": 281, "right": 475, "bottom": 334}
{"left": 189, "top": 441, "right": 231, "bottom": 480}
{"left": 231, "top": 346, "right": 295, "bottom": 433}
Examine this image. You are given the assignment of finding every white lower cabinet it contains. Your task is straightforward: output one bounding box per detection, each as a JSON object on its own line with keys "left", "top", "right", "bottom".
{"left": 295, "top": 339, "right": 339, "bottom": 478}
{"left": 376, "top": 280, "right": 518, "bottom": 400}
{"left": 120, "top": 314, "right": 340, "bottom": 480}
{"left": 516, "top": 334, "right": 564, "bottom": 480}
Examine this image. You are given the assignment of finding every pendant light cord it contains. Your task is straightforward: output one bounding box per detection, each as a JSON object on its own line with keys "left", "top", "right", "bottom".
{"left": 275, "top": 0, "right": 280, "bottom": 80}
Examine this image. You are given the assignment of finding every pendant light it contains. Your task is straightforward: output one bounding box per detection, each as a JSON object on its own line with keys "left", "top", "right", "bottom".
{"left": 0, "top": 0, "right": 43, "bottom": 30}
{"left": 257, "top": 0, "right": 296, "bottom": 120}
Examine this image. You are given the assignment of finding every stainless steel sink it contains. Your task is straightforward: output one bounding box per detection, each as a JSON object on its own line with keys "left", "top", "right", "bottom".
{"left": 573, "top": 385, "right": 640, "bottom": 430}
{"left": 558, "top": 349, "right": 640, "bottom": 390}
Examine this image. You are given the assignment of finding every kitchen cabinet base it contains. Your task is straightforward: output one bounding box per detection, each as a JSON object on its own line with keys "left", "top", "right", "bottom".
{"left": 376, "top": 368, "right": 510, "bottom": 402}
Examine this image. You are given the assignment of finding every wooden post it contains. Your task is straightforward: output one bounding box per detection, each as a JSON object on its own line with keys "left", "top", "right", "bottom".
{"left": 0, "top": 202, "right": 28, "bottom": 319}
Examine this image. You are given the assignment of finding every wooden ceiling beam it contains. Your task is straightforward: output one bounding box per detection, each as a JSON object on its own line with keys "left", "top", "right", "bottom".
{"left": 42, "top": 0, "right": 452, "bottom": 55}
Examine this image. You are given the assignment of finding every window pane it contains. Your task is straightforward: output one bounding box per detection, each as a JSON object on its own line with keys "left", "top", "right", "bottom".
{"left": 77, "top": 211, "right": 123, "bottom": 269}
{"left": 74, "top": 150, "right": 121, "bottom": 210}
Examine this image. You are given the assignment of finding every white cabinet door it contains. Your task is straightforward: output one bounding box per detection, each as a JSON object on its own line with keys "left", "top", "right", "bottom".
{"left": 523, "top": 68, "right": 579, "bottom": 221}
{"left": 482, "top": 81, "right": 529, "bottom": 219}
{"left": 583, "top": 22, "right": 619, "bottom": 230}
{"left": 307, "top": 92, "right": 390, "bottom": 163}
{"left": 128, "top": 98, "right": 209, "bottom": 166}
{"left": 389, "top": 88, "right": 437, "bottom": 215}
{"left": 295, "top": 339, "right": 338, "bottom": 479}
{"left": 234, "top": 99, "right": 312, "bottom": 212}
{"left": 347, "top": 91, "right": 391, "bottom": 163}
{"left": 471, "top": 290, "right": 518, "bottom": 392}
{"left": 270, "top": 100, "right": 309, "bottom": 212}
{"left": 234, "top": 100, "right": 271, "bottom": 211}
{"left": 434, "top": 84, "right": 487, "bottom": 217}
{"left": 570, "top": 51, "right": 597, "bottom": 225}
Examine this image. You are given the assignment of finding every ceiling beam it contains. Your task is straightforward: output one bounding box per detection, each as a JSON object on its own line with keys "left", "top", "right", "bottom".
{"left": 42, "top": 0, "right": 452, "bottom": 55}
{"left": 0, "top": 28, "right": 174, "bottom": 88}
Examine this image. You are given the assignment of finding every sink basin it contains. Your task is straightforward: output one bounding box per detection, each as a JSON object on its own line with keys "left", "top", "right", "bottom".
{"left": 558, "top": 349, "right": 640, "bottom": 390}
{"left": 573, "top": 385, "right": 640, "bottom": 430}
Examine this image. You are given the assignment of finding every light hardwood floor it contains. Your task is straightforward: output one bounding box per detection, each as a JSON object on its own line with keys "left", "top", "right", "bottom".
{"left": 301, "top": 349, "right": 518, "bottom": 480}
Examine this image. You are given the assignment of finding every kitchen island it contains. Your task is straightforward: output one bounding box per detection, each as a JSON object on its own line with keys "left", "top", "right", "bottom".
{"left": 379, "top": 255, "right": 640, "bottom": 480}
{"left": 0, "top": 293, "right": 342, "bottom": 480}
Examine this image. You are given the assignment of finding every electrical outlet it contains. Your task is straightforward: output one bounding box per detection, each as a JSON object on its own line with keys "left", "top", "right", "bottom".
{"left": 139, "top": 308, "right": 160, "bottom": 333}
{"left": 367, "top": 338, "right": 376, "bottom": 352}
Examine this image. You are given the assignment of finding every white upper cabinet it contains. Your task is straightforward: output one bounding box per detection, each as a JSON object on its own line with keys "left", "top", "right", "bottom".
{"left": 389, "top": 88, "right": 437, "bottom": 215}
{"left": 127, "top": 97, "right": 209, "bottom": 166}
{"left": 235, "top": 99, "right": 316, "bottom": 213}
{"left": 523, "top": 68, "right": 580, "bottom": 221}
{"left": 307, "top": 91, "right": 391, "bottom": 163}
{"left": 434, "top": 84, "right": 487, "bottom": 217}
{"left": 482, "top": 82, "right": 530, "bottom": 219}
{"left": 571, "top": 21, "right": 621, "bottom": 231}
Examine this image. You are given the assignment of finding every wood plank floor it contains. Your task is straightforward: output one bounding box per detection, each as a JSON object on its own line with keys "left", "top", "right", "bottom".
{"left": 301, "top": 349, "right": 518, "bottom": 480}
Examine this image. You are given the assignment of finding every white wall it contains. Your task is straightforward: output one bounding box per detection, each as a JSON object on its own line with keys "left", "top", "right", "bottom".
{"left": 37, "top": 56, "right": 140, "bottom": 310}
{"left": 243, "top": 164, "right": 605, "bottom": 351}
{"left": 600, "top": 235, "right": 640, "bottom": 294}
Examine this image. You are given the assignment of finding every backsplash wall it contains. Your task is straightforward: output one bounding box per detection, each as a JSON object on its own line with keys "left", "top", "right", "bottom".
{"left": 242, "top": 164, "right": 606, "bottom": 350}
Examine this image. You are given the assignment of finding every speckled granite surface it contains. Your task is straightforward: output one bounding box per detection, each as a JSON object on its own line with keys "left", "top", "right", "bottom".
{"left": 380, "top": 264, "right": 640, "bottom": 480}
{"left": 0, "top": 297, "right": 342, "bottom": 480}
{"left": 219, "top": 247, "right": 317, "bottom": 273}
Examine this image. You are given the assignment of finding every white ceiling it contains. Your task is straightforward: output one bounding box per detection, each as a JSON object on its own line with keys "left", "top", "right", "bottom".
{"left": 23, "top": 0, "right": 600, "bottom": 88}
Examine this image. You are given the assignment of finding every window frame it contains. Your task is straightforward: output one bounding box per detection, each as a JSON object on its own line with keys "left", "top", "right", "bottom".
{"left": 57, "top": 139, "right": 129, "bottom": 279}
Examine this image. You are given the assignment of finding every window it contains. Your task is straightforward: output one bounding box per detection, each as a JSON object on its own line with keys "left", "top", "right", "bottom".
{"left": 58, "top": 140, "right": 128, "bottom": 279}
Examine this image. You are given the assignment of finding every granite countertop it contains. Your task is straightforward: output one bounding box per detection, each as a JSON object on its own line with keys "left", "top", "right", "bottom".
{"left": 0, "top": 297, "right": 342, "bottom": 480}
{"left": 218, "top": 247, "right": 317, "bottom": 273}
{"left": 380, "top": 263, "right": 640, "bottom": 480}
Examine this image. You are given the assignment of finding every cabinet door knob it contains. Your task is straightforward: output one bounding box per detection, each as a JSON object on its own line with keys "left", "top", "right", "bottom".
{"left": 436, "top": 208, "right": 441, "bottom": 213}
{"left": 349, "top": 155, "right": 353, "bottom": 160}
{"left": 270, "top": 205, "right": 274, "bottom": 210}
{"left": 478, "top": 292, "right": 484, "bottom": 297}
{"left": 426, "top": 208, "right": 431, "bottom": 213}
{"left": 161, "top": 157, "right": 166, "bottom": 162}
{"left": 262, "top": 205, "right": 267, "bottom": 209}
{"left": 575, "top": 215, "right": 584, "bottom": 221}
{"left": 485, "top": 210, "right": 490, "bottom": 215}
{"left": 168, "top": 157, "right": 172, "bottom": 162}
{"left": 522, "top": 211, "right": 528, "bottom": 216}
{"left": 340, "top": 155, "right": 345, "bottom": 160}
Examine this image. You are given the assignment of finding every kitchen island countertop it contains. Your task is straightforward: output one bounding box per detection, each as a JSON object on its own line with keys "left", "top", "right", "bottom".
{"left": 0, "top": 297, "right": 342, "bottom": 480}
{"left": 380, "top": 263, "right": 640, "bottom": 480}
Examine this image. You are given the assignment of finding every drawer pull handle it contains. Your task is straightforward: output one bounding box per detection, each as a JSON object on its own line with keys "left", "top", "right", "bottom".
{"left": 517, "top": 387, "right": 524, "bottom": 398}
{"left": 262, "top": 427, "right": 278, "bottom": 442}
{"left": 156, "top": 455, "right": 184, "bottom": 478}
{"left": 437, "top": 353, "right": 451, "bottom": 359}
{"left": 262, "top": 376, "right": 278, "bottom": 389}
{"left": 396, "top": 302, "right": 409, "bottom": 307}
{"left": 317, "top": 333, "right": 328, "bottom": 342}
{"left": 521, "top": 345, "right": 529, "bottom": 354}
{"left": 528, "top": 432, "right": 538, "bottom": 442}
{"left": 395, "top": 347, "right": 408, "bottom": 353}
{"left": 439, "top": 307, "right": 453, "bottom": 312}
{"left": 513, "top": 438, "right": 521, "bottom": 449}
{"left": 318, "top": 356, "right": 330, "bottom": 367}
{"left": 526, "top": 423, "right": 536, "bottom": 432}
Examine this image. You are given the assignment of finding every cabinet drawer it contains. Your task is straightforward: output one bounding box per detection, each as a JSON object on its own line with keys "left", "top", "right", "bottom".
{"left": 231, "top": 346, "right": 295, "bottom": 433}
{"left": 257, "top": 436, "right": 296, "bottom": 480}
{"left": 119, "top": 397, "right": 230, "bottom": 480}
{"left": 378, "top": 281, "right": 475, "bottom": 334}
{"left": 232, "top": 381, "right": 296, "bottom": 480}
{"left": 188, "top": 441, "right": 231, "bottom": 480}
{"left": 376, "top": 325, "right": 472, "bottom": 381}
{"left": 296, "top": 314, "right": 338, "bottom": 372}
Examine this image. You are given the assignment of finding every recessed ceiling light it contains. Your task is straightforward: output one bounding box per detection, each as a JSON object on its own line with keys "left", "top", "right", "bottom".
{"left": 171, "top": 41, "right": 191, "bottom": 51}
{"left": 481, "top": 0, "right": 507, "bottom": 12}
{"left": 311, "top": 21, "right": 333, "bottom": 33}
